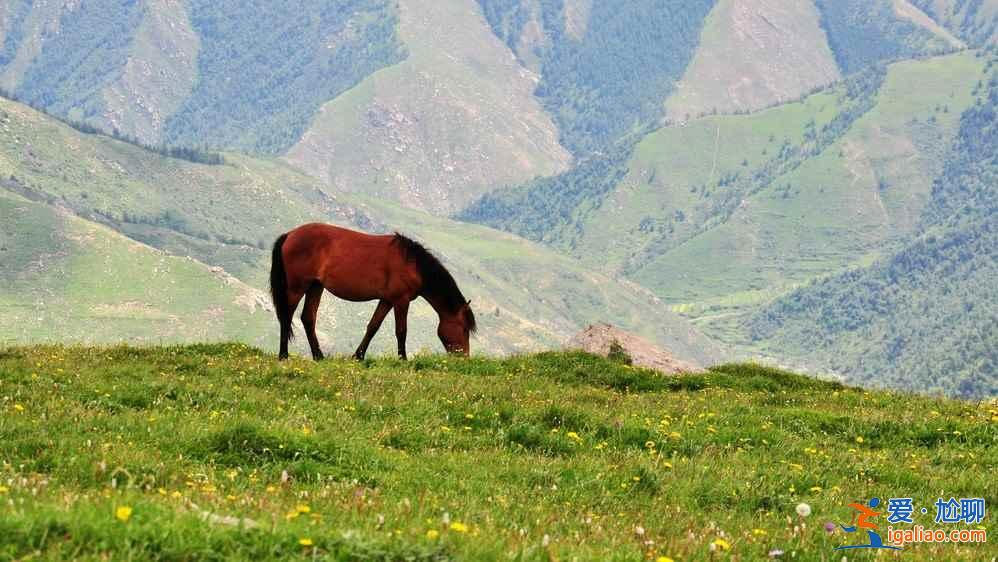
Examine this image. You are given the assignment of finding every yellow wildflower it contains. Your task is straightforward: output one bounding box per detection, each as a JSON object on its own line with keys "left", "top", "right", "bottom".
{"left": 13, "top": 404, "right": 24, "bottom": 412}
{"left": 566, "top": 431, "right": 581, "bottom": 441}
{"left": 299, "top": 538, "right": 313, "bottom": 546}
{"left": 656, "top": 557, "right": 675, "bottom": 562}
{"left": 115, "top": 506, "right": 133, "bottom": 522}
{"left": 449, "top": 521, "right": 469, "bottom": 533}
{"left": 713, "top": 538, "right": 731, "bottom": 551}
{"left": 426, "top": 529, "right": 440, "bottom": 540}
{"left": 855, "top": 436, "right": 864, "bottom": 444}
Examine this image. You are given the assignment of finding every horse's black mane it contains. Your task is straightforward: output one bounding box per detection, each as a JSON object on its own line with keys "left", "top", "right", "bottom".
{"left": 393, "top": 233, "right": 477, "bottom": 332}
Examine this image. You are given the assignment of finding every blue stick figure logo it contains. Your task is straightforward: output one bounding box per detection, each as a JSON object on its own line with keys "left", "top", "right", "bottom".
{"left": 836, "top": 498, "right": 902, "bottom": 551}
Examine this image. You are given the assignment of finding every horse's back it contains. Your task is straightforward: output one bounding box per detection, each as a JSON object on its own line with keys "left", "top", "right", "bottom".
{"left": 281, "top": 223, "right": 410, "bottom": 301}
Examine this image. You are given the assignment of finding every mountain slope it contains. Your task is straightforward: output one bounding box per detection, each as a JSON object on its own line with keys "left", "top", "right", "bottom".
{"left": 911, "top": 0, "right": 998, "bottom": 46}
{"left": 462, "top": 51, "right": 988, "bottom": 362}
{"left": 0, "top": 0, "right": 405, "bottom": 154}
{"left": 630, "top": 52, "right": 984, "bottom": 307}
{"left": 746, "top": 65, "right": 997, "bottom": 398}
{"left": 663, "top": 0, "right": 841, "bottom": 122}
{"left": 476, "top": 0, "right": 716, "bottom": 154}
{"left": 0, "top": 94, "right": 720, "bottom": 363}
{"left": 284, "top": 0, "right": 571, "bottom": 214}
{"left": 0, "top": 190, "right": 272, "bottom": 346}
{"left": 160, "top": 0, "right": 405, "bottom": 154}
{"left": 814, "top": 0, "right": 955, "bottom": 74}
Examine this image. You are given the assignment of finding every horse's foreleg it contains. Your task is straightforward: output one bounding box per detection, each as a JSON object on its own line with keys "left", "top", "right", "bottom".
{"left": 301, "top": 283, "right": 325, "bottom": 361}
{"left": 393, "top": 299, "right": 410, "bottom": 360}
{"left": 354, "top": 299, "right": 392, "bottom": 360}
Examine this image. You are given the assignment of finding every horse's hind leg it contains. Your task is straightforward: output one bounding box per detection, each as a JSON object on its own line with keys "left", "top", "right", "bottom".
{"left": 301, "top": 282, "right": 325, "bottom": 361}
{"left": 279, "top": 288, "right": 305, "bottom": 360}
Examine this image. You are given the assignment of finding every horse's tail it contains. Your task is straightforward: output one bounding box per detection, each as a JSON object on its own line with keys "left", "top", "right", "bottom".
{"left": 270, "top": 233, "right": 294, "bottom": 340}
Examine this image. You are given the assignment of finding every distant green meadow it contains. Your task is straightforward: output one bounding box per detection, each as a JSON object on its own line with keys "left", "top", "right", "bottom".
{"left": 1, "top": 345, "right": 994, "bottom": 561}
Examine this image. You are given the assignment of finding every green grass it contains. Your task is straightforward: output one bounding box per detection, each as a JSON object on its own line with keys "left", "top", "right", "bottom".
{"left": 0, "top": 344, "right": 994, "bottom": 561}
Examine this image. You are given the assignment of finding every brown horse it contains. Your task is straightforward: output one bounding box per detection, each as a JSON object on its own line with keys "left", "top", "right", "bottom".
{"left": 269, "top": 223, "right": 476, "bottom": 360}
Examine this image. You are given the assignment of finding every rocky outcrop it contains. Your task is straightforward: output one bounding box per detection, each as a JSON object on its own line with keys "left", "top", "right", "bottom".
{"left": 566, "top": 323, "right": 703, "bottom": 374}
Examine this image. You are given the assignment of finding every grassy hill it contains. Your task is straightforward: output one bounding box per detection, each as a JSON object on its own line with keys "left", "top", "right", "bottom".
{"left": 628, "top": 52, "right": 983, "bottom": 309}
{"left": 0, "top": 94, "right": 720, "bottom": 363}
{"left": 0, "top": 344, "right": 994, "bottom": 561}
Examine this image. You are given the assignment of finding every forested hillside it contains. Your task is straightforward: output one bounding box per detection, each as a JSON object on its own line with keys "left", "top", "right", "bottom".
{"left": 747, "top": 64, "right": 997, "bottom": 398}
{"left": 814, "top": 0, "right": 955, "bottom": 73}
{"left": 477, "top": 0, "right": 715, "bottom": 154}
{"left": 910, "top": 0, "right": 998, "bottom": 46}
{"left": 0, "top": 0, "right": 404, "bottom": 153}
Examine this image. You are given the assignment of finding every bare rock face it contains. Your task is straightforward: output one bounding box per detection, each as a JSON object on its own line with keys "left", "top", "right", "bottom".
{"left": 566, "top": 323, "right": 703, "bottom": 374}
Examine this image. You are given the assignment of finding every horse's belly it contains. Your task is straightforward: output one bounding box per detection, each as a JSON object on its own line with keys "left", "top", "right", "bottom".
{"left": 327, "top": 287, "right": 378, "bottom": 303}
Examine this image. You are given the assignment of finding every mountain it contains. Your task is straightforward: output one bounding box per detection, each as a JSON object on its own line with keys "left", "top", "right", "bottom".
{"left": 284, "top": 0, "right": 571, "bottom": 214}
{"left": 465, "top": 51, "right": 985, "bottom": 303}
{"left": 746, "top": 68, "right": 997, "bottom": 398}
{"left": 0, "top": 0, "right": 405, "bottom": 153}
{"left": 0, "top": 94, "right": 720, "bottom": 364}
{"left": 663, "top": 0, "right": 841, "bottom": 122}
{"left": 910, "top": 0, "right": 998, "bottom": 46}
{"left": 0, "top": 0, "right": 570, "bottom": 214}
{"left": 461, "top": 49, "right": 995, "bottom": 395}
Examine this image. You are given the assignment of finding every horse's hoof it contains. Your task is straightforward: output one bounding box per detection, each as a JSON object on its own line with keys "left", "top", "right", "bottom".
{"left": 312, "top": 354, "right": 324, "bottom": 361}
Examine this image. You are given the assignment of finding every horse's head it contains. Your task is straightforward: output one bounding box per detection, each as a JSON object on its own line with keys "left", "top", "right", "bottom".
{"left": 437, "top": 301, "right": 476, "bottom": 356}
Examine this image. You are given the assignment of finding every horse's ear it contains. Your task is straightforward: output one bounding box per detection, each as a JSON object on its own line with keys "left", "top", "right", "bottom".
{"left": 465, "top": 299, "right": 471, "bottom": 306}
